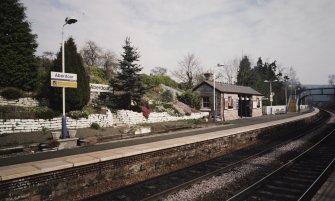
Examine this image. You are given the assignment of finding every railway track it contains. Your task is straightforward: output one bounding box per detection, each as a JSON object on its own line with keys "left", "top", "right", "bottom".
{"left": 227, "top": 127, "right": 335, "bottom": 201}
{"left": 86, "top": 110, "right": 331, "bottom": 201}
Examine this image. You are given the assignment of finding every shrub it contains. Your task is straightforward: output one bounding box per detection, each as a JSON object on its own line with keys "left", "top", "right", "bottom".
{"left": 41, "top": 127, "right": 49, "bottom": 135}
{"left": 140, "top": 105, "right": 150, "bottom": 119}
{"left": 161, "top": 90, "right": 174, "bottom": 102}
{"left": 141, "top": 74, "right": 179, "bottom": 88}
{"left": 1, "top": 87, "right": 23, "bottom": 100}
{"left": 177, "top": 90, "right": 200, "bottom": 109}
{"left": 83, "top": 105, "right": 102, "bottom": 114}
{"left": 185, "top": 119, "right": 202, "bottom": 125}
{"left": 90, "top": 122, "right": 100, "bottom": 130}
{"left": 0, "top": 105, "right": 32, "bottom": 119}
{"left": 0, "top": 106, "right": 59, "bottom": 119}
{"left": 88, "top": 67, "right": 109, "bottom": 84}
{"left": 67, "top": 110, "right": 89, "bottom": 119}
{"left": 35, "top": 107, "right": 59, "bottom": 119}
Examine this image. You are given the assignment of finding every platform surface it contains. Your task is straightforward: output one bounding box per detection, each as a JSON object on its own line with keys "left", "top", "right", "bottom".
{"left": 0, "top": 109, "right": 319, "bottom": 181}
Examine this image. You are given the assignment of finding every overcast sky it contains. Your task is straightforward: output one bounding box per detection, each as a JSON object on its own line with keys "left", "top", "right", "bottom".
{"left": 22, "top": 0, "right": 335, "bottom": 85}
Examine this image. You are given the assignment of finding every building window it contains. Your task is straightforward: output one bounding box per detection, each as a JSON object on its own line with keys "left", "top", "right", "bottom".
{"left": 228, "top": 96, "right": 233, "bottom": 109}
{"left": 202, "top": 96, "right": 210, "bottom": 108}
{"left": 256, "top": 98, "right": 260, "bottom": 108}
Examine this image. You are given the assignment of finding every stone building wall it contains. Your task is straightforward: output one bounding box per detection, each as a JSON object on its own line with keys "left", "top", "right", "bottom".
{"left": 252, "top": 108, "right": 263, "bottom": 117}
{"left": 251, "top": 95, "right": 263, "bottom": 117}
{"left": 223, "top": 94, "right": 239, "bottom": 121}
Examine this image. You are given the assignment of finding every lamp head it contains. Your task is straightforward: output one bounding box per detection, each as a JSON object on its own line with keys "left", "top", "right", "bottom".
{"left": 217, "top": 63, "right": 224, "bottom": 67}
{"left": 65, "top": 17, "right": 78, "bottom": 24}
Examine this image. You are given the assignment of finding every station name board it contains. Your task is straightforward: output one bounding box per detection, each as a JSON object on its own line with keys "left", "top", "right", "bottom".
{"left": 90, "top": 83, "right": 113, "bottom": 92}
{"left": 50, "top": 72, "right": 77, "bottom": 88}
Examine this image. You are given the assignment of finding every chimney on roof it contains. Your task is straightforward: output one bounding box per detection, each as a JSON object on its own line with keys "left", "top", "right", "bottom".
{"left": 204, "top": 72, "right": 213, "bottom": 81}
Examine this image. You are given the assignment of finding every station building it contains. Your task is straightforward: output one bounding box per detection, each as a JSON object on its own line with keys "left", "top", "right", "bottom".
{"left": 193, "top": 78, "right": 263, "bottom": 121}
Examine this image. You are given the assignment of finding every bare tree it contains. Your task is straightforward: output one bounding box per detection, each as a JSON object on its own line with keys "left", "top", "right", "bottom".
{"left": 286, "top": 67, "right": 301, "bottom": 97}
{"left": 287, "top": 67, "right": 300, "bottom": 86}
{"left": 218, "top": 58, "right": 239, "bottom": 84}
{"left": 172, "top": 53, "right": 203, "bottom": 89}
{"left": 151, "top": 67, "right": 167, "bottom": 75}
{"left": 42, "top": 51, "right": 55, "bottom": 59}
{"left": 81, "top": 40, "right": 102, "bottom": 67}
{"left": 100, "top": 50, "right": 118, "bottom": 79}
{"left": 328, "top": 74, "right": 335, "bottom": 86}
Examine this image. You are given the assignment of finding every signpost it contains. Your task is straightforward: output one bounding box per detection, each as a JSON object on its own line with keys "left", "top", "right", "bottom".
{"left": 51, "top": 71, "right": 77, "bottom": 139}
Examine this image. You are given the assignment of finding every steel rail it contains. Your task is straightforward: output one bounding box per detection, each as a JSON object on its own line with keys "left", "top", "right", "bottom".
{"left": 297, "top": 158, "right": 335, "bottom": 201}
{"left": 226, "top": 127, "right": 335, "bottom": 201}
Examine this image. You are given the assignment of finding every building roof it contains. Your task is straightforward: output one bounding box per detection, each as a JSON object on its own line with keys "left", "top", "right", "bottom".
{"left": 193, "top": 80, "right": 262, "bottom": 96}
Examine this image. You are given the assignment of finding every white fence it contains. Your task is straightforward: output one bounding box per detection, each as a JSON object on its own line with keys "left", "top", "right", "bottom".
{"left": 263, "top": 105, "right": 310, "bottom": 115}
{"left": 263, "top": 106, "right": 287, "bottom": 115}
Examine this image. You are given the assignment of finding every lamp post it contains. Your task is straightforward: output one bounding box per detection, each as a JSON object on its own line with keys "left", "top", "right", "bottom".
{"left": 294, "top": 87, "right": 300, "bottom": 100}
{"left": 61, "top": 17, "right": 77, "bottom": 139}
{"left": 213, "top": 64, "right": 224, "bottom": 122}
{"left": 285, "top": 82, "right": 288, "bottom": 112}
{"left": 264, "top": 80, "right": 277, "bottom": 115}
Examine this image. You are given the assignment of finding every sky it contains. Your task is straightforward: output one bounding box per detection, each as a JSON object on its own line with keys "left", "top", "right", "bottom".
{"left": 21, "top": 0, "right": 335, "bottom": 85}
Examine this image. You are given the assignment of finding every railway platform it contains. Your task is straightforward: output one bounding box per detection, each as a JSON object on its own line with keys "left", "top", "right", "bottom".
{"left": 0, "top": 109, "right": 318, "bottom": 181}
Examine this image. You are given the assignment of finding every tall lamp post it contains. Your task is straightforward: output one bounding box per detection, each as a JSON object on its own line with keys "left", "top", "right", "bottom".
{"left": 264, "top": 79, "right": 277, "bottom": 115}
{"left": 61, "top": 17, "right": 77, "bottom": 139}
{"left": 294, "top": 87, "right": 300, "bottom": 100}
{"left": 285, "top": 81, "right": 288, "bottom": 112}
{"left": 213, "top": 64, "right": 224, "bottom": 122}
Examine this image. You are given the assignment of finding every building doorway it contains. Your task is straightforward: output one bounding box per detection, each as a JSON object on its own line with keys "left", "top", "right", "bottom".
{"left": 238, "top": 96, "right": 251, "bottom": 117}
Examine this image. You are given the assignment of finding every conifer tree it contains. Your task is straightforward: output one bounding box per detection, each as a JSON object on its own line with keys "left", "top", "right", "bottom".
{"left": 236, "top": 56, "right": 252, "bottom": 86}
{"left": 0, "top": 0, "right": 38, "bottom": 90}
{"left": 111, "top": 37, "right": 145, "bottom": 109}
{"left": 50, "top": 37, "right": 90, "bottom": 111}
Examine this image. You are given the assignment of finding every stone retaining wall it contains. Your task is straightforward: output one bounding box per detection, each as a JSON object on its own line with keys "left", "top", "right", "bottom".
{"left": 0, "top": 111, "right": 113, "bottom": 134}
{"left": 0, "top": 110, "right": 209, "bottom": 134}
{"left": 116, "top": 110, "right": 209, "bottom": 124}
{"left": 0, "top": 96, "right": 39, "bottom": 107}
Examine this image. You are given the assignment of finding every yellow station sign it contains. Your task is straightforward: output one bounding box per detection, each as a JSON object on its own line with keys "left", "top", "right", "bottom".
{"left": 51, "top": 80, "right": 77, "bottom": 88}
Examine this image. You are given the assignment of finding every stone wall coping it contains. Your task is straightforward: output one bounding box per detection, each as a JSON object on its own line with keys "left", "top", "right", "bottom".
{"left": 0, "top": 108, "right": 319, "bottom": 181}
